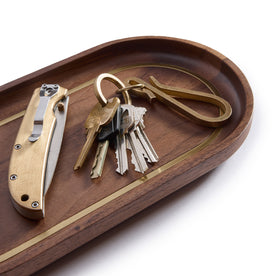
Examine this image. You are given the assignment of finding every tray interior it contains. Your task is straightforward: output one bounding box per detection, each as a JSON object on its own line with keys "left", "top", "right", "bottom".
{"left": 0, "top": 38, "right": 251, "bottom": 273}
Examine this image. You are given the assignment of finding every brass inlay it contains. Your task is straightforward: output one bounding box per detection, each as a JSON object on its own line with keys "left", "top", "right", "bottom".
{"left": 0, "top": 128, "right": 220, "bottom": 263}
{"left": 0, "top": 64, "right": 221, "bottom": 263}
{"left": 0, "top": 110, "right": 26, "bottom": 127}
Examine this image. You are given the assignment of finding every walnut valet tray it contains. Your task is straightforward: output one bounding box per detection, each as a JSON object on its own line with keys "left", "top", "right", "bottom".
{"left": 0, "top": 37, "right": 253, "bottom": 275}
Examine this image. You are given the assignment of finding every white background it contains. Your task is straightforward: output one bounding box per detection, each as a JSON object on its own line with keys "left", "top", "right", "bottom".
{"left": 1, "top": 1, "right": 275, "bottom": 275}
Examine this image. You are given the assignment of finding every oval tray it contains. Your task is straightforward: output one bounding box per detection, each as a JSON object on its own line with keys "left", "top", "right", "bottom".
{"left": 0, "top": 37, "right": 253, "bottom": 275}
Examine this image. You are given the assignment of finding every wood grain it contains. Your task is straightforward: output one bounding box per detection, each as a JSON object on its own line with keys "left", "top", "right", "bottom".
{"left": 0, "top": 37, "right": 253, "bottom": 276}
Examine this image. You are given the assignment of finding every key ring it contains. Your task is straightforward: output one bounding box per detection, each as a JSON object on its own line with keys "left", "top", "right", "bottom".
{"left": 94, "top": 73, "right": 131, "bottom": 106}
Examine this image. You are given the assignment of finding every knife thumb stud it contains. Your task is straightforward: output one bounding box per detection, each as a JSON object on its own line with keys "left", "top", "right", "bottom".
{"left": 58, "top": 102, "right": 65, "bottom": 112}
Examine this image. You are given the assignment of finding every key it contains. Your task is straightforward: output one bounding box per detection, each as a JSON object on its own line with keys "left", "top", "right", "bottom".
{"left": 73, "top": 97, "right": 120, "bottom": 170}
{"left": 92, "top": 72, "right": 136, "bottom": 176}
{"left": 132, "top": 107, "right": 159, "bottom": 163}
{"left": 123, "top": 105, "right": 149, "bottom": 174}
{"left": 98, "top": 106, "right": 121, "bottom": 144}
{"left": 129, "top": 107, "right": 150, "bottom": 163}
{"left": 90, "top": 140, "right": 109, "bottom": 179}
{"left": 115, "top": 105, "right": 134, "bottom": 175}
{"left": 92, "top": 72, "right": 158, "bottom": 175}
{"left": 127, "top": 130, "right": 149, "bottom": 173}
{"left": 90, "top": 107, "right": 121, "bottom": 178}
{"left": 135, "top": 126, "right": 158, "bottom": 163}
{"left": 116, "top": 97, "right": 158, "bottom": 174}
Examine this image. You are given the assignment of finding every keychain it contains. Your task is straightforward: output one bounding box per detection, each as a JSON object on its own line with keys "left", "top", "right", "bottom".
{"left": 74, "top": 73, "right": 232, "bottom": 178}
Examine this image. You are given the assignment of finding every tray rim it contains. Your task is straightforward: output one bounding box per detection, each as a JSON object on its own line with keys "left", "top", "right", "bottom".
{"left": 0, "top": 36, "right": 253, "bottom": 274}
{"left": 0, "top": 36, "right": 226, "bottom": 93}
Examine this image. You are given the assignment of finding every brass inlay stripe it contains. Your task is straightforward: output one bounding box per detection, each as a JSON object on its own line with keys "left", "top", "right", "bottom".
{"left": 0, "top": 128, "right": 220, "bottom": 263}
{"left": 0, "top": 110, "right": 25, "bottom": 127}
{"left": 0, "top": 64, "right": 221, "bottom": 263}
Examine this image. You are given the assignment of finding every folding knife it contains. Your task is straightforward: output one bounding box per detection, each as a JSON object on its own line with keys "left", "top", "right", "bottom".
{"left": 8, "top": 84, "right": 69, "bottom": 220}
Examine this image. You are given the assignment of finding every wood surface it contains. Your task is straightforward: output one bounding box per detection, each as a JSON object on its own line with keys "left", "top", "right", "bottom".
{"left": 0, "top": 36, "right": 253, "bottom": 276}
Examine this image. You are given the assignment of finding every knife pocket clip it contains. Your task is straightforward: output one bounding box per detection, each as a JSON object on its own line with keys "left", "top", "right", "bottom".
{"left": 29, "top": 84, "right": 60, "bottom": 142}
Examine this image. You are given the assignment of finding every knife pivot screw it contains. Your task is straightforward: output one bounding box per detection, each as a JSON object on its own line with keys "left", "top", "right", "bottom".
{"left": 14, "top": 144, "right": 22, "bottom": 150}
{"left": 10, "top": 174, "right": 17, "bottom": 180}
{"left": 31, "top": 201, "right": 39, "bottom": 208}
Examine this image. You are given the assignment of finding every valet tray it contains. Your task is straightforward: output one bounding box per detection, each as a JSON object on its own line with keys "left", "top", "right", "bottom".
{"left": 0, "top": 37, "right": 253, "bottom": 275}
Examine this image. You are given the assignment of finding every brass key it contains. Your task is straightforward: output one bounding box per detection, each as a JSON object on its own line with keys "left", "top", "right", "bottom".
{"left": 73, "top": 97, "right": 120, "bottom": 170}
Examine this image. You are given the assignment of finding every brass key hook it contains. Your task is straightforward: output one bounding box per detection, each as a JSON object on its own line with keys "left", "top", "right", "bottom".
{"left": 94, "top": 73, "right": 131, "bottom": 106}
{"left": 124, "top": 76, "right": 232, "bottom": 128}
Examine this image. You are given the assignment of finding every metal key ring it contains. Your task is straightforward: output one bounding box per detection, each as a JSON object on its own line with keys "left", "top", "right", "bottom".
{"left": 94, "top": 73, "right": 131, "bottom": 106}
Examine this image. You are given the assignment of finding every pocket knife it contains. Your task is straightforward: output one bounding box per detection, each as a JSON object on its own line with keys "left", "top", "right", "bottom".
{"left": 8, "top": 84, "right": 69, "bottom": 220}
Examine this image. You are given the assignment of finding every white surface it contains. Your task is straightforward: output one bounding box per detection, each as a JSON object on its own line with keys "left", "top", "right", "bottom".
{"left": 1, "top": 1, "right": 275, "bottom": 275}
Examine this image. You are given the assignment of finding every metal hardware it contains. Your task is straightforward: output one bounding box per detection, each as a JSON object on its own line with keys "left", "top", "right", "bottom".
{"left": 28, "top": 84, "right": 59, "bottom": 142}
{"left": 94, "top": 73, "right": 131, "bottom": 106}
{"left": 10, "top": 174, "right": 17, "bottom": 180}
{"left": 93, "top": 73, "right": 158, "bottom": 176}
{"left": 14, "top": 144, "right": 22, "bottom": 150}
{"left": 117, "top": 84, "right": 144, "bottom": 93}
{"left": 73, "top": 97, "right": 120, "bottom": 170}
{"left": 31, "top": 201, "right": 39, "bottom": 208}
{"left": 124, "top": 76, "right": 232, "bottom": 128}
{"left": 90, "top": 140, "right": 109, "bottom": 178}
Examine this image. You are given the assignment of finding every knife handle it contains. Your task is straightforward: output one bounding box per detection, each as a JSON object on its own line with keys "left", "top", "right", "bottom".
{"left": 8, "top": 85, "right": 68, "bottom": 219}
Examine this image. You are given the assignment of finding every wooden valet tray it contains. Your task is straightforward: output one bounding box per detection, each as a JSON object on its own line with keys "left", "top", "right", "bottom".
{"left": 0, "top": 37, "right": 253, "bottom": 275}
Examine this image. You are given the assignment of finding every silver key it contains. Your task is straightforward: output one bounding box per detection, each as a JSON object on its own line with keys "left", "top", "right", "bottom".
{"left": 123, "top": 105, "right": 149, "bottom": 173}
{"left": 133, "top": 107, "right": 147, "bottom": 129}
{"left": 115, "top": 133, "right": 128, "bottom": 175}
{"left": 135, "top": 125, "right": 158, "bottom": 163}
{"left": 127, "top": 130, "right": 149, "bottom": 173}
{"left": 129, "top": 107, "right": 151, "bottom": 163}
{"left": 132, "top": 106, "right": 158, "bottom": 164}
{"left": 115, "top": 85, "right": 158, "bottom": 175}
{"left": 115, "top": 105, "right": 134, "bottom": 175}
